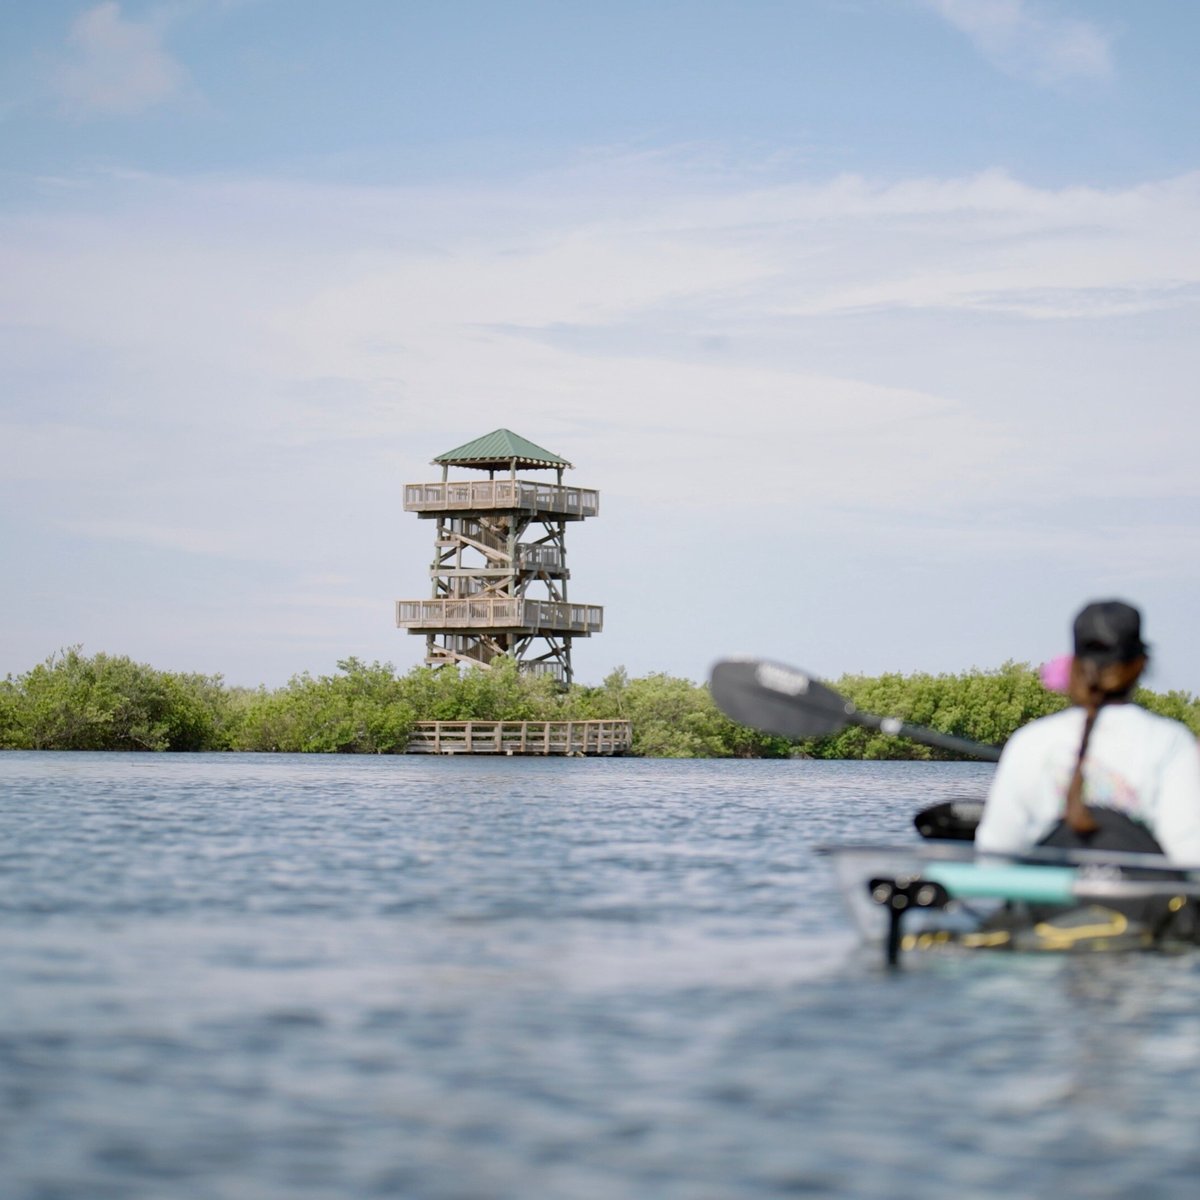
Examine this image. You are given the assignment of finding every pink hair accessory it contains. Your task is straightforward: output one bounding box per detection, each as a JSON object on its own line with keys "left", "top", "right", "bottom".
{"left": 1039, "top": 654, "right": 1072, "bottom": 693}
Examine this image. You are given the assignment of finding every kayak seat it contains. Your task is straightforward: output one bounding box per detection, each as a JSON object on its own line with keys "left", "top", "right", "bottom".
{"left": 1005, "top": 808, "right": 1198, "bottom": 945}
{"left": 1037, "top": 807, "right": 1165, "bottom": 855}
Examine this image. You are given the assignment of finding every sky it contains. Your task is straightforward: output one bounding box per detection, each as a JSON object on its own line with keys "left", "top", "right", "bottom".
{"left": 3, "top": 0, "right": 1200, "bottom": 692}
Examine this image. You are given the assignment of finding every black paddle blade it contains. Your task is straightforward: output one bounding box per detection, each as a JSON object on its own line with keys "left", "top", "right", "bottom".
{"left": 709, "top": 659, "right": 855, "bottom": 738}
{"left": 914, "top": 799, "right": 985, "bottom": 841}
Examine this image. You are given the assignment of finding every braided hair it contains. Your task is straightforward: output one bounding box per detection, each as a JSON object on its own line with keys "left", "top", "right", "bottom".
{"left": 1063, "top": 639, "right": 1147, "bottom": 835}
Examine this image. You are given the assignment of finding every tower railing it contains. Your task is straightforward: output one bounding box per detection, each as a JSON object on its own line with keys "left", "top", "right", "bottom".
{"left": 516, "top": 544, "right": 563, "bottom": 571}
{"left": 405, "top": 480, "right": 599, "bottom": 518}
{"left": 433, "top": 530, "right": 563, "bottom": 572}
{"left": 396, "top": 597, "right": 603, "bottom": 633}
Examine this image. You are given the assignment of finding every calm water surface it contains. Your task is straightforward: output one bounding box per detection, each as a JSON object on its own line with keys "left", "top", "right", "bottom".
{"left": 3, "top": 753, "right": 1199, "bottom": 1199}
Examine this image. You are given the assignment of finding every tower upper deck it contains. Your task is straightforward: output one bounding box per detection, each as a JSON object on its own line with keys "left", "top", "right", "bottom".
{"left": 404, "top": 428, "right": 598, "bottom": 518}
{"left": 403, "top": 479, "right": 598, "bottom": 518}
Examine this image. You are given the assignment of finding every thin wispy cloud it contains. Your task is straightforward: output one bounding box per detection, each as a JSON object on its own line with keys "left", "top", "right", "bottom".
{"left": 52, "top": 2, "right": 189, "bottom": 117}
{"left": 922, "top": 0, "right": 1114, "bottom": 85}
{"left": 4, "top": 157, "right": 1197, "bottom": 536}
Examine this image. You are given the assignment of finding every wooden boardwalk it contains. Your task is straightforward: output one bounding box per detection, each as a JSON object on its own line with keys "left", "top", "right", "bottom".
{"left": 407, "top": 719, "right": 632, "bottom": 756}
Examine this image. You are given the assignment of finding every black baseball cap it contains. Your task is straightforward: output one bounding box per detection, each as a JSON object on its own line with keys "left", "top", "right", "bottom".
{"left": 1073, "top": 600, "right": 1148, "bottom": 665}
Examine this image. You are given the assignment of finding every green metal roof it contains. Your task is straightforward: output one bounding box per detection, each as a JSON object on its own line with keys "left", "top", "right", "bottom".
{"left": 432, "top": 428, "right": 572, "bottom": 470}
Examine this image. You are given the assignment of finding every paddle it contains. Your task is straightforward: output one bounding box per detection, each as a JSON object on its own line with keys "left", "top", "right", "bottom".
{"left": 913, "top": 799, "right": 985, "bottom": 841}
{"left": 708, "top": 657, "right": 1003, "bottom": 762}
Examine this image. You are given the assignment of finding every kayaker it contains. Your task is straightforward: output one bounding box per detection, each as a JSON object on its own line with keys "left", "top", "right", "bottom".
{"left": 976, "top": 600, "right": 1200, "bottom": 863}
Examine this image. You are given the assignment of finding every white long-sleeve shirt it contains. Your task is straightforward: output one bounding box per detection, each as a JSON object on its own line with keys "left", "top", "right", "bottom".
{"left": 976, "top": 704, "right": 1200, "bottom": 865}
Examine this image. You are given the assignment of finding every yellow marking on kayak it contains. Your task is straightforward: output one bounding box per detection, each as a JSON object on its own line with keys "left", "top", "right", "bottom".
{"left": 1032, "top": 910, "right": 1127, "bottom": 948}
{"left": 958, "top": 930, "right": 1011, "bottom": 949}
{"left": 900, "top": 931, "right": 956, "bottom": 952}
{"left": 902, "top": 929, "right": 1010, "bottom": 951}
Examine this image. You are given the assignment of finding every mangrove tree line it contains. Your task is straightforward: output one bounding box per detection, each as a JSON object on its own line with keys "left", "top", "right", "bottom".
{"left": 2, "top": 647, "right": 1199, "bottom": 757}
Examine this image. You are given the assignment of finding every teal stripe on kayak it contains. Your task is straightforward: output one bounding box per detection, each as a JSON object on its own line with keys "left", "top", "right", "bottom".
{"left": 924, "top": 862, "right": 1077, "bottom": 904}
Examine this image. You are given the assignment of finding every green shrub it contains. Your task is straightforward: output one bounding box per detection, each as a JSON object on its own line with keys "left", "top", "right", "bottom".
{"left": 4, "top": 647, "right": 231, "bottom": 751}
{"left": 230, "top": 658, "right": 416, "bottom": 753}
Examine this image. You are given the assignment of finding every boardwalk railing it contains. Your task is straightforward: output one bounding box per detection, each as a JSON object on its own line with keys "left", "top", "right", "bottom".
{"left": 407, "top": 720, "right": 632, "bottom": 756}
{"left": 396, "top": 598, "right": 603, "bottom": 634}
{"left": 405, "top": 480, "right": 599, "bottom": 519}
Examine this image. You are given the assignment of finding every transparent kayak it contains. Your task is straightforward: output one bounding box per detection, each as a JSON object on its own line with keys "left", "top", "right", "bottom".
{"left": 818, "top": 842, "right": 1200, "bottom": 964}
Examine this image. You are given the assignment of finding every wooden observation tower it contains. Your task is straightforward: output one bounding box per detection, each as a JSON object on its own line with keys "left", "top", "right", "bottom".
{"left": 396, "top": 429, "right": 603, "bottom": 685}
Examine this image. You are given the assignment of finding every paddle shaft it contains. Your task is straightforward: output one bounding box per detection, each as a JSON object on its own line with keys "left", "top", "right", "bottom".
{"left": 853, "top": 710, "right": 1001, "bottom": 762}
